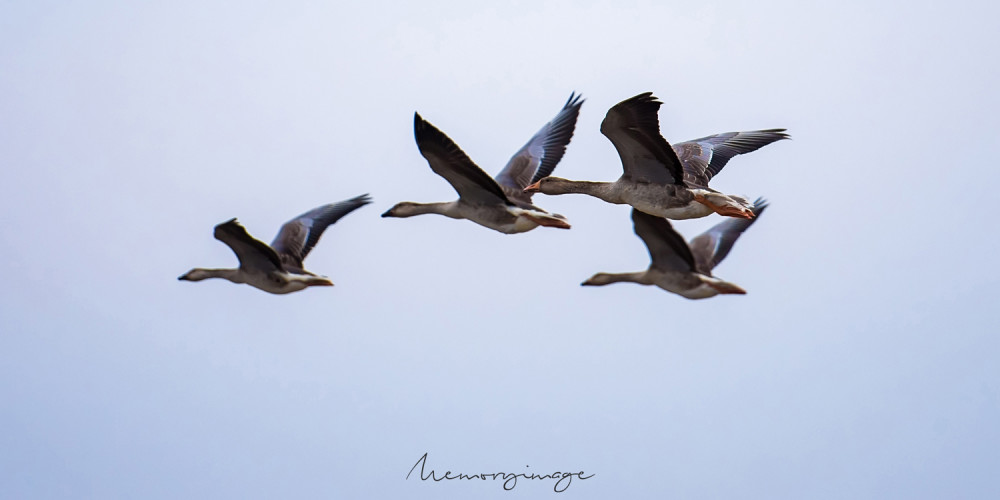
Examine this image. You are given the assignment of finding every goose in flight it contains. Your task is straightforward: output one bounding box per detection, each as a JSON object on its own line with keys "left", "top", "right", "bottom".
{"left": 382, "top": 93, "right": 584, "bottom": 234}
{"left": 178, "top": 194, "right": 371, "bottom": 294}
{"left": 582, "top": 198, "right": 768, "bottom": 299}
{"left": 524, "top": 92, "right": 787, "bottom": 220}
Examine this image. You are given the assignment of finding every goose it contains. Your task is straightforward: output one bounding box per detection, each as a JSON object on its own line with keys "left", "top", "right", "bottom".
{"left": 382, "top": 93, "right": 584, "bottom": 234}
{"left": 178, "top": 194, "right": 371, "bottom": 294}
{"left": 582, "top": 198, "right": 768, "bottom": 299}
{"left": 524, "top": 92, "right": 787, "bottom": 220}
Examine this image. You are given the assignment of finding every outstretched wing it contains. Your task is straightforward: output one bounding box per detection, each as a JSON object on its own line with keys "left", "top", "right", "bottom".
{"left": 270, "top": 194, "right": 372, "bottom": 268}
{"left": 600, "top": 92, "right": 686, "bottom": 186}
{"left": 688, "top": 198, "right": 768, "bottom": 274}
{"left": 214, "top": 219, "right": 284, "bottom": 272}
{"left": 495, "top": 92, "right": 584, "bottom": 203}
{"left": 414, "top": 112, "right": 512, "bottom": 206}
{"left": 673, "top": 129, "right": 789, "bottom": 187}
{"left": 630, "top": 209, "right": 696, "bottom": 273}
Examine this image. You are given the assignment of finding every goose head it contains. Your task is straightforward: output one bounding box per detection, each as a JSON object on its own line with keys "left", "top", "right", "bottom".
{"left": 523, "top": 177, "right": 587, "bottom": 195}
{"left": 524, "top": 177, "right": 559, "bottom": 194}
{"left": 381, "top": 202, "right": 423, "bottom": 218}
{"left": 581, "top": 273, "right": 622, "bottom": 286}
{"left": 178, "top": 268, "right": 215, "bottom": 282}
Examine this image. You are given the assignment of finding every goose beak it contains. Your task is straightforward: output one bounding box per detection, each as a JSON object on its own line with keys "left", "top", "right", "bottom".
{"left": 380, "top": 209, "right": 393, "bottom": 218}
{"left": 523, "top": 181, "right": 541, "bottom": 193}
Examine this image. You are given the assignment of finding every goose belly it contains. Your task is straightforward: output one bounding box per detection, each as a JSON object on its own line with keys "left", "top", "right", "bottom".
{"left": 650, "top": 272, "right": 719, "bottom": 300}
{"left": 244, "top": 271, "right": 308, "bottom": 295}
{"left": 472, "top": 216, "right": 539, "bottom": 234}
{"left": 507, "top": 216, "right": 542, "bottom": 234}
{"left": 673, "top": 283, "right": 721, "bottom": 300}
{"left": 622, "top": 187, "right": 711, "bottom": 220}
{"left": 625, "top": 199, "right": 711, "bottom": 220}
{"left": 658, "top": 203, "right": 713, "bottom": 220}
{"left": 460, "top": 205, "right": 539, "bottom": 234}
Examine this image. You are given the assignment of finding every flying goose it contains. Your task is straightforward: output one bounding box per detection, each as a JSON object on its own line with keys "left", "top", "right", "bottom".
{"left": 178, "top": 194, "right": 371, "bottom": 294}
{"left": 524, "top": 92, "right": 787, "bottom": 220}
{"left": 381, "top": 93, "right": 584, "bottom": 234}
{"left": 582, "top": 198, "right": 768, "bottom": 299}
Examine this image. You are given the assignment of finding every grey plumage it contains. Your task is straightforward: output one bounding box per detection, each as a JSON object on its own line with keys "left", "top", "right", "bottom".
{"left": 687, "top": 197, "right": 768, "bottom": 275}
{"left": 384, "top": 95, "right": 581, "bottom": 234}
{"left": 600, "top": 92, "right": 687, "bottom": 186}
{"left": 413, "top": 112, "right": 513, "bottom": 207}
{"left": 214, "top": 218, "right": 284, "bottom": 273}
{"left": 631, "top": 209, "right": 698, "bottom": 273}
{"left": 673, "top": 130, "right": 790, "bottom": 187}
{"left": 179, "top": 194, "right": 371, "bottom": 294}
{"left": 270, "top": 194, "right": 373, "bottom": 271}
{"left": 581, "top": 200, "right": 767, "bottom": 298}
{"left": 495, "top": 92, "right": 584, "bottom": 204}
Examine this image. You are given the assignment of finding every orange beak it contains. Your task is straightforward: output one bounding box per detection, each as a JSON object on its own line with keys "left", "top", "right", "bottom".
{"left": 523, "top": 181, "right": 541, "bottom": 193}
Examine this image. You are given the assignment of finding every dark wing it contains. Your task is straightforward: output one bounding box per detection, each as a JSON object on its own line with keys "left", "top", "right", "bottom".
{"left": 630, "top": 209, "right": 697, "bottom": 273}
{"left": 495, "top": 92, "right": 584, "bottom": 203}
{"left": 414, "top": 112, "right": 512, "bottom": 206}
{"left": 270, "top": 194, "right": 372, "bottom": 268}
{"left": 688, "top": 198, "right": 768, "bottom": 274}
{"left": 600, "top": 92, "right": 686, "bottom": 186}
{"left": 673, "top": 129, "right": 789, "bottom": 187}
{"left": 214, "top": 218, "right": 284, "bottom": 272}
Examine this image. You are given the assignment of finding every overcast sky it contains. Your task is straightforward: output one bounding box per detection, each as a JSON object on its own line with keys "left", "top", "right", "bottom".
{"left": 2, "top": 0, "right": 998, "bottom": 498}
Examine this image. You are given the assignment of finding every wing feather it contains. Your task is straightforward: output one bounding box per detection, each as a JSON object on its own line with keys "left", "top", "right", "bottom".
{"left": 495, "top": 92, "right": 585, "bottom": 204}
{"left": 270, "top": 194, "right": 372, "bottom": 268}
{"left": 630, "top": 209, "right": 696, "bottom": 272}
{"left": 688, "top": 198, "right": 768, "bottom": 274}
{"left": 600, "top": 93, "right": 685, "bottom": 186}
{"left": 673, "top": 129, "right": 789, "bottom": 187}
{"left": 414, "top": 113, "right": 511, "bottom": 206}
{"left": 214, "top": 219, "right": 284, "bottom": 272}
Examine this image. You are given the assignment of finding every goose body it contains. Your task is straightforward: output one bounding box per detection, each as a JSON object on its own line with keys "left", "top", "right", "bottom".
{"left": 525, "top": 92, "right": 787, "bottom": 220}
{"left": 584, "top": 268, "right": 742, "bottom": 299}
{"left": 582, "top": 199, "right": 768, "bottom": 299}
{"left": 179, "top": 194, "right": 371, "bottom": 294}
{"left": 384, "top": 200, "right": 555, "bottom": 234}
{"left": 382, "top": 93, "right": 584, "bottom": 234}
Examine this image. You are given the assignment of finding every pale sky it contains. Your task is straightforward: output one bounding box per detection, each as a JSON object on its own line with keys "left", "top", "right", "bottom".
{"left": 2, "top": 1, "right": 999, "bottom": 498}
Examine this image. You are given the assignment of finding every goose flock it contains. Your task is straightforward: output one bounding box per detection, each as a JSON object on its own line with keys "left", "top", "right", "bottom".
{"left": 179, "top": 92, "right": 788, "bottom": 299}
